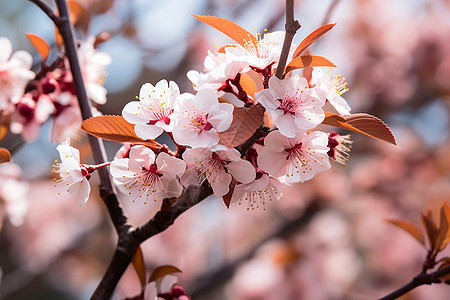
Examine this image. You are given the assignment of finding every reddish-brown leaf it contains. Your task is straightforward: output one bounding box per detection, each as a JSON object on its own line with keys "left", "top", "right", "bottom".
{"left": 443, "top": 203, "right": 450, "bottom": 248}
{"left": 25, "top": 32, "right": 50, "bottom": 61}
{"left": 285, "top": 55, "right": 336, "bottom": 75}
{"left": 321, "top": 112, "right": 397, "bottom": 145}
{"left": 148, "top": 265, "right": 182, "bottom": 283}
{"left": 218, "top": 103, "right": 265, "bottom": 148}
{"left": 437, "top": 258, "right": 450, "bottom": 282}
{"left": 422, "top": 210, "right": 438, "bottom": 250}
{"left": 67, "top": 0, "right": 90, "bottom": 33}
{"left": 81, "top": 115, "right": 161, "bottom": 148}
{"left": 192, "top": 15, "right": 257, "bottom": 48}
{"left": 386, "top": 219, "right": 425, "bottom": 246}
{"left": 132, "top": 246, "right": 146, "bottom": 289}
{"left": 437, "top": 204, "right": 450, "bottom": 251}
{"left": 0, "top": 113, "right": 9, "bottom": 142}
{"left": 292, "top": 23, "right": 336, "bottom": 59}
{"left": 0, "top": 148, "right": 11, "bottom": 164}
{"left": 222, "top": 179, "right": 236, "bottom": 209}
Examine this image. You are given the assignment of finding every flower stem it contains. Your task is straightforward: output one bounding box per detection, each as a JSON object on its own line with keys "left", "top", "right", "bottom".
{"left": 274, "top": 0, "right": 301, "bottom": 79}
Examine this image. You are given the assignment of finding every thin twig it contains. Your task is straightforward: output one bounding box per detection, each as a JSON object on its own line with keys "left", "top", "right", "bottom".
{"left": 321, "top": 0, "right": 341, "bottom": 25}
{"left": 274, "top": 0, "right": 301, "bottom": 79}
{"left": 378, "top": 265, "right": 450, "bottom": 300}
{"left": 29, "top": 0, "right": 60, "bottom": 25}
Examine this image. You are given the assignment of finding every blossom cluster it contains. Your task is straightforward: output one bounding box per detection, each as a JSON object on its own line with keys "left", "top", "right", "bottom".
{"left": 53, "top": 26, "right": 353, "bottom": 210}
{"left": 0, "top": 37, "right": 110, "bottom": 143}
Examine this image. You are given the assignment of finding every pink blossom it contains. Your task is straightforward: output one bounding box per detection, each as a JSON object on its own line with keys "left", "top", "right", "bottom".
{"left": 0, "top": 162, "right": 29, "bottom": 229}
{"left": 256, "top": 75, "right": 325, "bottom": 138}
{"left": 257, "top": 130, "right": 331, "bottom": 183}
{"left": 110, "top": 145, "right": 186, "bottom": 204}
{"left": 172, "top": 89, "right": 234, "bottom": 148}
{"left": 53, "top": 138, "right": 91, "bottom": 206}
{"left": 312, "top": 69, "right": 351, "bottom": 115}
{"left": 182, "top": 147, "right": 255, "bottom": 197}
{"left": 122, "top": 80, "right": 180, "bottom": 140}
{"left": 77, "top": 37, "right": 111, "bottom": 105}
{"left": 227, "top": 31, "right": 286, "bottom": 70}
{"left": 187, "top": 50, "right": 249, "bottom": 92}
{"left": 0, "top": 37, "right": 35, "bottom": 109}
{"left": 231, "top": 174, "right": 283, "bottom": 210}
{"left": 9, "top": 92, "right": 54, "bottom": 142}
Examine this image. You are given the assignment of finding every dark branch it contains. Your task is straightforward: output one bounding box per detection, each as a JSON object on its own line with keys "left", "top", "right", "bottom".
{"left": 378, "top": 265, "right": 450, "bottom": 300}
{"left": 274, "top": 0, "right": 301, "bottom": 79}
{"left": 29, "top": 0, "right": 60, "bottom": 25}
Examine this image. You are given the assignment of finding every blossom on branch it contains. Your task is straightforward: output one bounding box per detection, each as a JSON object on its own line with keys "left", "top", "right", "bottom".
{"left": 77, "top": 37, "right": 112, "bottom": 105}
{"left": 257, "top": 130, "right": 331, "bottom": 183}
{"left": 172, "top": 89, "right": 234, "bottom": 148}
{"left": 312, "top": 68, "right": 351, "bottom": 115}
{"left": 187, "top": 50, "right": 249, "bottom": 93}
{"left": 227, "top": 30, "right": 286, "bottom": 70}
{"left": 122, "top": 80, "right": 180, "bottom": 140}
{"left": 110, "top": 145, "right": 186, "bottom": 204}
{"left": 52, "top": 138, "right": 91, "bottom": 206}
{"left": 182, "top": 147, "right": 255, "bottom": 197}
{"left": 256, "top": 75, "right": 325, "bottom": 138}
{"left": 0, "top": 37, "right": 35, "bottom": 109}
{"left": 231, "top": 174, "right": 283, "bottom": 211}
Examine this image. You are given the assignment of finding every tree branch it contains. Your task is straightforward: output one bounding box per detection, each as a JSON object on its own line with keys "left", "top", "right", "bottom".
{"left": 378, "top": 265, "right": 450, "bottom": 300}
{"left": 29, "top": 0, "right": 60, "bottom": 25}
{"left": 274, "top": 0, "right": 301, "bottom": 79}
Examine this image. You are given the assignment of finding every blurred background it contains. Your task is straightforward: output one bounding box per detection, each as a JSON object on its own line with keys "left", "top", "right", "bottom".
{"left": 0, "top": 0, "right": 449, "bottom": 299}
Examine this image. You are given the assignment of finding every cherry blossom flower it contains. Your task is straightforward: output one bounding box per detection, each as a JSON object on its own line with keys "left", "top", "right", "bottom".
{"left": 182, "top": 147, "right": 255, "bottom": 197}
{"left": 256, "top": 75, "right": 326, "bottom": 138}
{"left": 172, "top": 89, "right": 234, "bottom": 148}
{"left": 227, "top": 31, "right": 286, "bottom": 70}
{"left": 77, "top": 37, "right": 111, "bottom": 105}
{"left": 9, "top": 92, "right": 54, "bottom": 142}
{"left": 0, "top": 37, "right": 35, "bottom": 109}
{"left": 312, "top": 69, "right": 351, "bottom": 115}
{"left": 231, "top": 174, "right": 283, "bottom": 210}
{"left": 187, "top": 50, "right": 249, "bottom": 93}
{"left": 122, "top": 80, "right": 180, "bottom": 140}
{"left": 0, "top": 162, "right": 29, "bottom": 229}
{"left": 327, "top": 132, "right": 353, "bottom": 165}
{"left": 257, "top": 130, "right": 331, "bottom": 183}
{"left": 52, "top": 138, "right": 91, "bottom": 206}
{"left": 110, "top": 145, "right": 186, "bottom": 204}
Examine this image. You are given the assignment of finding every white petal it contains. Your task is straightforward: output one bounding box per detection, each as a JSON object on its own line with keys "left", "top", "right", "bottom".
{"left": 276, "top": 114, "right": 298, "bottom": 138}
{"left": 255, "top": 89, "right": 279, "bottom": 111}
{"left": 210, "top": 172, "right": 232, "bottom": 196}
{"left": 68, "top": 179, "right": 90, "bottom": 206}
{"left": 157, "top": 152, "right": 186, "bottom": 177}
{"left": 227, "top": 160, "right": 255, "bottom": 184}
{"left": 0, "top": 37, "right": 12, "bottom": 63}
{"left": 122, "top": 101, "right": 148, "bottom": 124}
{"left": 207, "top": 103, "right": 234, "bottom": 132}
{"left": 128, "top": 145, "right": 155, "bottom": 170}
{"left": 134, "top": 123, "right": 164, "bottom": 140}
